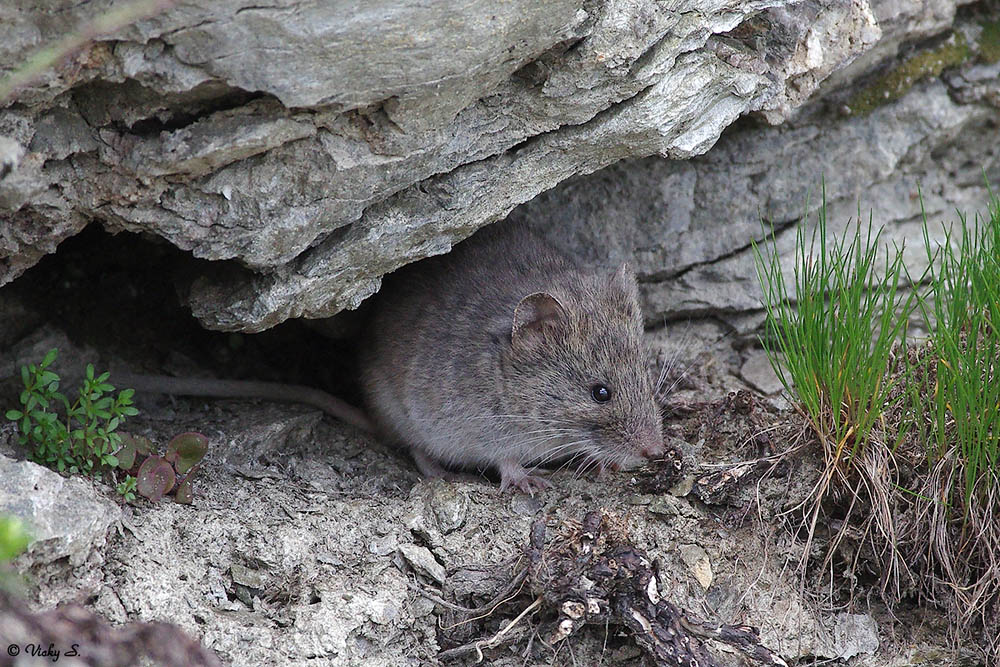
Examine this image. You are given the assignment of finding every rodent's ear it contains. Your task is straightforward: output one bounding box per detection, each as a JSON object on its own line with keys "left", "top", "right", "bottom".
{"left": 609, "top": 262, "right": 639, "bottom": 298}
{"left": 511, "top": 292, "right": 567, "bottom": 345}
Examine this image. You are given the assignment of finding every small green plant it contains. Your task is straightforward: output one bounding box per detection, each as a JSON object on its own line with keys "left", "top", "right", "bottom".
{"left": 0, "top": 516, "right": 31, "bottom": 564}
{"left": 752, "top": 187, "right": 915, "bottom": 460}
{"left": 5, "top": 349, "right": 138, "bottom": 474}
{"left": 116, "top": 475, "right": 138, "bottom": 501}
{"left": 916, "top": 196, "right": 1000, "bottom": 505}
{"left": 5, "top": 349, "right": 209, "bottom": 504}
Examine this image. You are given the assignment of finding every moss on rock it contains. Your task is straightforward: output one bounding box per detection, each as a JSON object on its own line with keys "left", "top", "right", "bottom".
{"left": 980, "top": 18, "right": 1000, "bottom": 64}
{"left": 845, "top": 32, "right": 970, "bottom": 116}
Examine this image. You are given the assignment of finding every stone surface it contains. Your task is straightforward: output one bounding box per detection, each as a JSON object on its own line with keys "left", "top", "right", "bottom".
{"left": 741, "top": 350, "right": 785, "bottom": 395}
{"left": 513, "top": 24, "right": 999, "bottom": 338}
{"left": 832, "top": 612, "right": 882, "bottom": 659}
{"left": 0, "top": 455, "right": 120, "bottom": 569}
{"left": 398, "top": 544, "right": 447, "bottom": 585}
{"left": 678, "top": 543, "right": 713, "bottom": 590}
{"left": 0, "top": 0, "right": 886, "bottom": 331}
{"left": 0, "top": 454, "right": 121, "bottom": 607}
{"left": 3, "top": 1, "right": 992, "bottom": 334}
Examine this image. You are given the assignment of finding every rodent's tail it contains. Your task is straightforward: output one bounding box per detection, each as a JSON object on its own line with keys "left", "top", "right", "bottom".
{"left": 113, "top": 372, "right": 374, "bottom": 433}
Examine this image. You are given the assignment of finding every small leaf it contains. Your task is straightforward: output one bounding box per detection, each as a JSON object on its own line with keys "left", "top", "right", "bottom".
{"left": 20, "top": 366, "right": 29, "bottom": 386}
{"left": 136, "top": 456, "right": 176, "bottom": 502}
{"left": 42, "top": 348, "right": 58, "bottom": 367}
{"left": 5, "top": 410, "right": 22, "bottom": 420}
{"left": 104, "top": 454, "right": 118, "bottom": 467}
{"left": 116, "top": 436, "right": 137, "bottom": 469}
{"left": 86, "top": 364, "right": 94, "bottom": 380}
{"left": 174, "top": 476, "right": 194, "bottom": 505}
{"left": 119, "top": 388, "right": 135, "bottom": 401}
{"left": 166, "top": 432, "right": 209, "bottom": 474}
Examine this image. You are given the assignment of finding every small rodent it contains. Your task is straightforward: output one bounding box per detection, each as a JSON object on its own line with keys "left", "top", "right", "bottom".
{"left": 120, "top": 222, "right": 664, "bottom": 493}
{"left": 360, "top": 222, "right": 664, "bottom": 493}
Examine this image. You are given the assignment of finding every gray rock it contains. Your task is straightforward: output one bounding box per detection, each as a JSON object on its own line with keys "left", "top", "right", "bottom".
{"left": 516, "top": 72, "right": 997, "bottom": 336}
{"left": 740, "top": 350, "right": 785, "bottom": 395}
{"left": 0, "top": 454, "right": 121, "bottom": 606}
{"left": 0, "top": 455, "right": 120, "bottom": 569}
{"left": 428, "top": 481, "right": 469, "bottom": 535}
{"left": 831, "top": 612, "right": 881, "bottom": 659}
{"left": 0, "top": 134, "right": 23, "bottom": 177}
{"left": 368, "top": 534, "right": 398, "bottom": 558}
{"left": 1, "top": 0, "right": 882, "bottom": 331}
{"left": 678, "top": 543, "right": 713, "bottom": 590}
{"left": 397, "top": 543, "right": 447, "bottom": 585}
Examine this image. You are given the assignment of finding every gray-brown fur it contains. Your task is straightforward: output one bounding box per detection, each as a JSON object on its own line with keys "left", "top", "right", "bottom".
{"left": 360, "top": 222, "right": 663, "bottom": 493}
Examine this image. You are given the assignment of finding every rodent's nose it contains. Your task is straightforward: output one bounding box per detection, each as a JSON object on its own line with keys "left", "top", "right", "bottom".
{"left": 640, "top": 439, "right": 665, "bottom": 459}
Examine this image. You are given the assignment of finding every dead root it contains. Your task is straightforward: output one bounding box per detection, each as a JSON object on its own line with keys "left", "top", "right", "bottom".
{"left": 899, "top": 447, "right": 1000, "bottom": 656}
{"left": 429, "top": 511, "right": 788, "bottom": 666}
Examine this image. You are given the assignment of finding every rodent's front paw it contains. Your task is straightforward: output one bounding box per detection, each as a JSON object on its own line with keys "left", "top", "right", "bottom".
{"left": 498, "top": 460, "right": 552, "bottom": 496}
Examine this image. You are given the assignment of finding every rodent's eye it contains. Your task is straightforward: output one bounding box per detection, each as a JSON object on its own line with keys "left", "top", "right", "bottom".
{"left": 591, "top": 384, "right": 612, "bottom": 403}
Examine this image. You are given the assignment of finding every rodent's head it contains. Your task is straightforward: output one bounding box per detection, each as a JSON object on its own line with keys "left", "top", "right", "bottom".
{"left": 500, "top": 263, "right": 664, "bottom": 472}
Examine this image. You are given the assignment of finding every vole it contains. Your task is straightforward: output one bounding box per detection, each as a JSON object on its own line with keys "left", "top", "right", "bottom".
{"left": 119, "top": 222, "right": 664, "bottom": 493}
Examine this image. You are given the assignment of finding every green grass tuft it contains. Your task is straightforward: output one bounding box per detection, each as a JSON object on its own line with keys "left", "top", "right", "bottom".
{"left": 916, "top": 194, "right": 1000, "bottom": 507}
{"left": 752, "top": 184, "right": 915, "bottom": 461}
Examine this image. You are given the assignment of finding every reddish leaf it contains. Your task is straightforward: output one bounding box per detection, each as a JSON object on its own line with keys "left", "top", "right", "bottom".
{"left": 120, "top": 433, "right": 155, "bottom": 457}
{"left": 136, "top": 456, "right": 175, "bottom": 502}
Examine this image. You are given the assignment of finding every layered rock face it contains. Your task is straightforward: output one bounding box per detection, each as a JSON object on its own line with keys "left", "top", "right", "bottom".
{"left": 2, "top": 4, "right": 999, "bottom": 665}
{"left": 0, "top": 1, "right": 997, "bottom": 334}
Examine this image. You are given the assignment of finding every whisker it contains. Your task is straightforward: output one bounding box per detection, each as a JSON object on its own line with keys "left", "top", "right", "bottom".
{"left": 524, "top": 440, "right": 591, "bottom": 468}
{"left": 409, "top": 413, "right": 577, "bottom": 426}
{"left": 518, "top": 439, "right": 590, "bottom": 467}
